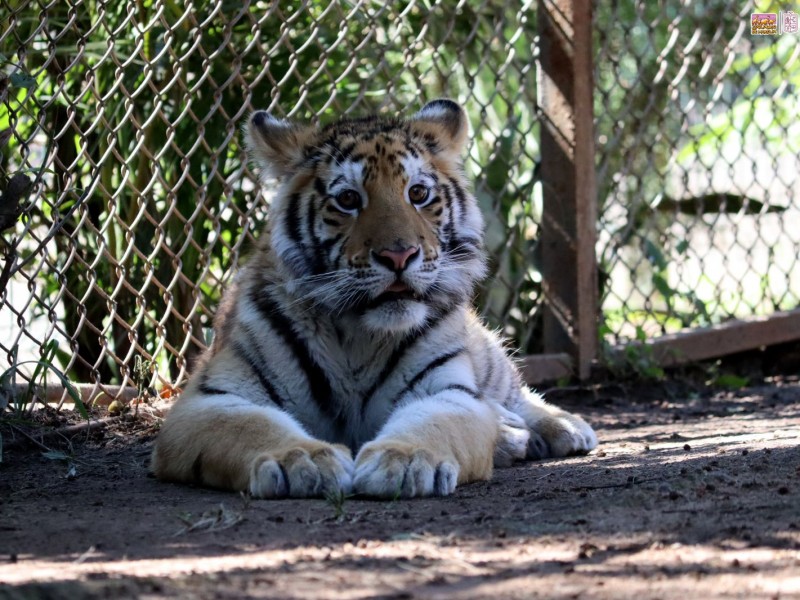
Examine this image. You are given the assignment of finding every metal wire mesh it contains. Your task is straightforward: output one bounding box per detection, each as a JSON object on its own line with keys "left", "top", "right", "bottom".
{"left": 0, "top": 0, "right": 541, "bottom": 398}
{"left": 2, "top": 1, "right": 798, "bottom": 400}
{"left": 595, "top": 1, "right": 800, "bottom": 346}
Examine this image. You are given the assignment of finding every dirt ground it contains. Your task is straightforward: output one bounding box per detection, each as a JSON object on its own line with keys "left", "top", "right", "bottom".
{"left": 1, "top": 374, "right": 799, "bottom": 599}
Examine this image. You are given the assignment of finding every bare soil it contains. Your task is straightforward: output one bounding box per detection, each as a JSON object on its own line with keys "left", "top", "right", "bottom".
{"left": 1, "top": 376, "right": 799, "bottom": 599}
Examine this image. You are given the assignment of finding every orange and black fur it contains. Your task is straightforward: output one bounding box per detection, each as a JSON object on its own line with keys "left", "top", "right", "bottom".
{"left": 151, "top": 99, "right": 597, "bottom": 498}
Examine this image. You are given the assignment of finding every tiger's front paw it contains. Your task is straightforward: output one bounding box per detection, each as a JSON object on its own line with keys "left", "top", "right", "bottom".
{"left": 249, "top": 442, "right": 354, "bottom": 499}
{"left": 528, "top": 412, "right": 598, "bottom": 459}
{"left": 353, "top": 442, "right": 459, "bottom": 498}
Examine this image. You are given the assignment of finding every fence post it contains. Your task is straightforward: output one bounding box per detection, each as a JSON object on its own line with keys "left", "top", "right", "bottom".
{"left": 537, "top": 0, "right": 598, "bottom": 379}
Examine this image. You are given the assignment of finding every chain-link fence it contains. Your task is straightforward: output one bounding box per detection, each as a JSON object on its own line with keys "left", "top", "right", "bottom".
{"left": 1, "top": 0, "right": 798, "bottom": 401}
{"left": 0, "top": 0, "right": 542, "bottom": 398}
{"left": 595, "top": 1, "right": 800, "bottom": 348}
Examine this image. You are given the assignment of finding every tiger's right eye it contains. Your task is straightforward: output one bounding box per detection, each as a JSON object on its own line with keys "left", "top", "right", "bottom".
{"left": 334, "top": 189, "right": 362, "bottom": 212}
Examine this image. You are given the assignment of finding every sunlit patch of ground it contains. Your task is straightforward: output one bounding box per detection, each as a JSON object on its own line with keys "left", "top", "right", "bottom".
{"left": 1, "top": 379, "right": 799, "bottom": 599}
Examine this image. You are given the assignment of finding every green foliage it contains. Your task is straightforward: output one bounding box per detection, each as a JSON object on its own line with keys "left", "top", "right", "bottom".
{"left": 599, "top": 323, "right": 665, "bottom": 380}
{"left": 596, "top": 2, "right": 799, "bottom": 344}
{"left": 3, "top": 0, "right": 796, "bottom": 383}
{"left": 0, "top": 340, "right": 87, "bottom": 461}
{"left": 0, "top": 340, "right": 87, "bottom": 418}
{"left": 1, "top": 1, "right": 542, "bottom": 383}
{"left": 324, "top": 489, "right": 350, "bottom": 520}
{"left": 711, "top": 373, "right": 750, "bottom": 390}
{"left": 677, "top": 36, "right": 800, "bottom": 164}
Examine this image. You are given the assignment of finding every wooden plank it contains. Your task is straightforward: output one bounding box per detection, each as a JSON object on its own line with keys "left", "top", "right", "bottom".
{"left": 537, "top": 0, "right": 598, "bottom": 379}
{"left": 609, "top": 309, "right": 800, "bottom": 367}
{"left": 520, "top": 353, "right": 573, "bottom": 385}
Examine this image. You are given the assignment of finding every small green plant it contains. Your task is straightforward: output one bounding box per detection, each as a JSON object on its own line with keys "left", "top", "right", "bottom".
{"left": 0, "top": 340, "right": 87, "bottom": 462}
{"left": 0, "top": 340, "right": 87, "bottom": 417}
{"left": 600, "top": 324, "right": 666, "bottom": 380}
{"left": 704, "top": 360, "right": 750, "bottom": 390}
{"left": 129, "top": 354, "right": 157, "bottom": 417}
{"left": 325, "top": 489, "right": 351, "bottom": 520}
{"left": 711, "top": 373, "right": 750, "bottom": 390}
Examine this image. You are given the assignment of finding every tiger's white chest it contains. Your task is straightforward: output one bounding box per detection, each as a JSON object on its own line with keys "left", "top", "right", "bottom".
{"left": 284, "top": 315, "right": 399, "bottom": 446}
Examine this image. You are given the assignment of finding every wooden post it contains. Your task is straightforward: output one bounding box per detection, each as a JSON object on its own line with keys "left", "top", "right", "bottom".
{"left": 537, "top": 0, "right": 598, "bottom": 379}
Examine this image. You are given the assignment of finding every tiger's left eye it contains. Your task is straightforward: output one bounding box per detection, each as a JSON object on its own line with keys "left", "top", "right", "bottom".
{"left": 408, "top": 184, "right": 429, "bottom": 206}
{"left": 334, "top": 189, "right": 363, "bottom": 212}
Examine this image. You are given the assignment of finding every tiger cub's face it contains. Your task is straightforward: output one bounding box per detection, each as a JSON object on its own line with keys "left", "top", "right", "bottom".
{"left": 246, "top": 100, "right": 486, "bottom": 333}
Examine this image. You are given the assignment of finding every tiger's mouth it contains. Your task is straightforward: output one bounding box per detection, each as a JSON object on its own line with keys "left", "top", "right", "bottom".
{"left": 366, "top": 283, "right": 422, "bottom": 308}
{"left": 385, "top": 281, "right": 410, "bottom": 293}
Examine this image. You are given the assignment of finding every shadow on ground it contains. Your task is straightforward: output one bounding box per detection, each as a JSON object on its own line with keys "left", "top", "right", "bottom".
{"left": 1, "top": 378, "right": 799, "bottom": 599}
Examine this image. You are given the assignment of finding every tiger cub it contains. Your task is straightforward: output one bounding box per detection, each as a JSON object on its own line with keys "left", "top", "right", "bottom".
{"left": 151, "top": 99, "right": 597, "bottom": 498}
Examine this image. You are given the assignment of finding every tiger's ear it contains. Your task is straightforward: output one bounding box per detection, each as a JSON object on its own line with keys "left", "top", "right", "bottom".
{"left": 245, "top": 111, "right": 317, "bottom": 178}
{"left": 411, "top": 99, "right": 469, "bottom": 153}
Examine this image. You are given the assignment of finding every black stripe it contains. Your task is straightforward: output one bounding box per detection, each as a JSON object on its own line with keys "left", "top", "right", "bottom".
{"left": 360, "top": 331, "right": 421, "bottom": 416}
{"left": 306, "top": 195, "right": 325, "bottom": 275}
{"left": 449, "top": 177, "right": 468, "bottom": 211}
{"left": 440, "top": 384, "right": 481, "bottom": 400}
{"left": 440, "top": 222, "right": 454, "bottom": 249}
{"left": 359, "top": 305, "right": 454, "bottom": 415}
{"left": 322, "top": 142, "right": 355, "bottom": 165}
{"left": 426, "top": 195, "right": 442, "bottom": 208}
{"left": 249, "top": 289, "right": 343, "bottom": 426}
{"left": 440, "top": 183, "right": 456, "bottom": 245}
{"left": 320, "top": 232, "right": 343, "bottom": 253}
{"left": 313, "top": 177, "right": 328, "bottom": 198}
{"left": 231, "top": 338, "right": 285, "bottom": 408}
{"left": 285, "top": 193, "right": 304, "bottom": 245}
{"left": 331, "top": 235, "right": 348, "bottom": 267}
{"left": 392, "top": 348, "right": 465, "bottom": 405}
{"left": 338, "top": 141, "right": 356, "bottom": 160}
{"left": 198, "top": 382, "right": 230, "bottom": 397}
{"left": 446, "top": 236, "right": 481, "bottom": 260}
{"left": 284, "top": 192, "right": 310, "bottom": 274}
{"left": 242, "top": 325, "right": 292, "bottom": 407}
{"left": 421, "top": 133, "right": 440, "bottom": 154}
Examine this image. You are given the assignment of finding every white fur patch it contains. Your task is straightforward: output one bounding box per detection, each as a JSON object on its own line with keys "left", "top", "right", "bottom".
{"left": 399, "top": 154, "right": 424, "bottom": 181}
{"left": 361, "top": 300, "right": 429, "bottom": 333}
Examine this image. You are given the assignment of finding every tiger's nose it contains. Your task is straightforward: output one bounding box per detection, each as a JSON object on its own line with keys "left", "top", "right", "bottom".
{"left": 373, "top": 246, "right": 420, "bottom": 272}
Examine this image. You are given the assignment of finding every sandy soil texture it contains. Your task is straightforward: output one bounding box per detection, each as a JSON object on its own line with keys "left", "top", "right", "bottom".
{"left": 1, "top": 378, "right": 799, "bottom": 599}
